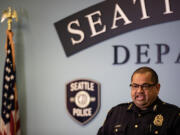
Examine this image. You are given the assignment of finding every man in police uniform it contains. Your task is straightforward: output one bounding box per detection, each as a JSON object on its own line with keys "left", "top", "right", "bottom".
{"left": 97, "top": 66, "right": 180, "bottom": 135}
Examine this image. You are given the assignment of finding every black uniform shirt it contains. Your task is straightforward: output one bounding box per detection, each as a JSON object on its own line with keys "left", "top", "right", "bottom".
{"left": 97, "top": 97, "right": 180, "bottom": 135}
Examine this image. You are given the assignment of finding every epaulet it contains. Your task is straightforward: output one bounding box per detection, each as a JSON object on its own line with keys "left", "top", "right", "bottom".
{"left": 111, "top": 102, "right": 133, "bottom": 112}
{"left": 114, "top": 102, "right": 130, "bottom": 108}
{"left": 161, "top": 101, "right": 179, "bottom": 108}
{"left": 159, "top": 101, "right": 180, "bottom": 113}
{"left": 107, "top": 103, "right": 129, "bottom": 116}
{"left": 115, "top": 102, "right": 133, "bottom": 110}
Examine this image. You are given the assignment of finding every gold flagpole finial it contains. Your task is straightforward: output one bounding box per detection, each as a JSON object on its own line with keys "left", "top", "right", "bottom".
{"left": 1, "top": 6, "right": 18, "bottom": 30}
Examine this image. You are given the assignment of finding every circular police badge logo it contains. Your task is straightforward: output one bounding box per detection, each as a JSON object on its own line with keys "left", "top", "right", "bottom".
{"left": 66, "top": 79, "right": 100, "bottom": 125}
{"left": 75, "top": 91, "right": 91, "bottom": 108}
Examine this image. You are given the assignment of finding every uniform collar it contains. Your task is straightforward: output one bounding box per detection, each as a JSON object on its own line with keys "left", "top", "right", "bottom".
{"left": 127, "top": 97, "right": 163, "bottom": 114}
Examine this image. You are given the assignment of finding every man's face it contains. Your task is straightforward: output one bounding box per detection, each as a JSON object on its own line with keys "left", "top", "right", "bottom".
{"left": 131, "top": 72, "right": 160, "bottom": 110}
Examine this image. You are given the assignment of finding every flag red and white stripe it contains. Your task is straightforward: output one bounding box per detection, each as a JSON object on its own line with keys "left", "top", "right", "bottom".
{"left": 0, "top": 30, "right": 20, "bottom": 135}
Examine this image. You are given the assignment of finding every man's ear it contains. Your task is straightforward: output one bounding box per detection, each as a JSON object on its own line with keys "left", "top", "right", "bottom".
{"left": 156, "top": 83, "right": 160, "bottom": 93}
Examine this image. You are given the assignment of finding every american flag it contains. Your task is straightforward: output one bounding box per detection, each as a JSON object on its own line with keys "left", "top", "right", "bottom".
{"left": 0, "top": 30, "right": 20, "bottom": 135}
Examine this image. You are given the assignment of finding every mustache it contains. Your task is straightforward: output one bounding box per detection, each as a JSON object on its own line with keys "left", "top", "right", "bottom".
{"left": 135, "top": 93, "right": 145, "bottom": 98}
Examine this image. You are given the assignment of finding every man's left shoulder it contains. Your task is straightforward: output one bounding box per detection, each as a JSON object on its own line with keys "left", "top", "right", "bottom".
{"left": 159, "top": 101, "right": 180, "bottom": 113}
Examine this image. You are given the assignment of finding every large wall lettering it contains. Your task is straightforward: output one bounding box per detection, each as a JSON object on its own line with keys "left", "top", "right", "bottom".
{"left": 54, "top": 0, "right": 180, "bottom": 57}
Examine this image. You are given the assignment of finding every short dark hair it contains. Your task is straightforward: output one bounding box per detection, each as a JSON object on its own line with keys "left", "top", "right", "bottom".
{"left": 131, "top": 66, "right": 159, "bottom": 84}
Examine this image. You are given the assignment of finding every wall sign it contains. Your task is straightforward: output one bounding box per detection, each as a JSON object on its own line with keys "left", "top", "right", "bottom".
{"left": 66, "top": 79, "right": 100, "bottom": 125}
{"left": 54, "top": 0, "right": 180, "bottom": 57}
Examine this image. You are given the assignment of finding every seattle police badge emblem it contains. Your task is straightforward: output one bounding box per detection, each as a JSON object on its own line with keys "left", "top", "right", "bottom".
{"left": 153, "top": 114, "right": 164, "bottom": 126}
{"left": 66, "top": 79, "right": 100, "bottom": 125}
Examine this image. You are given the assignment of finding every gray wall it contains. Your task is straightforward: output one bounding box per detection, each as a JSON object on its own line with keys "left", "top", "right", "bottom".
{"left": 0, "top": 0, "right": 180, "bottom": 135}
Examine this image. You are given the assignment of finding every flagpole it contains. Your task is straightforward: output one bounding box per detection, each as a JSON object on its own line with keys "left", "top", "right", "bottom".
{"left": 1, "top": 7, "right": 20, "bottom": 135}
